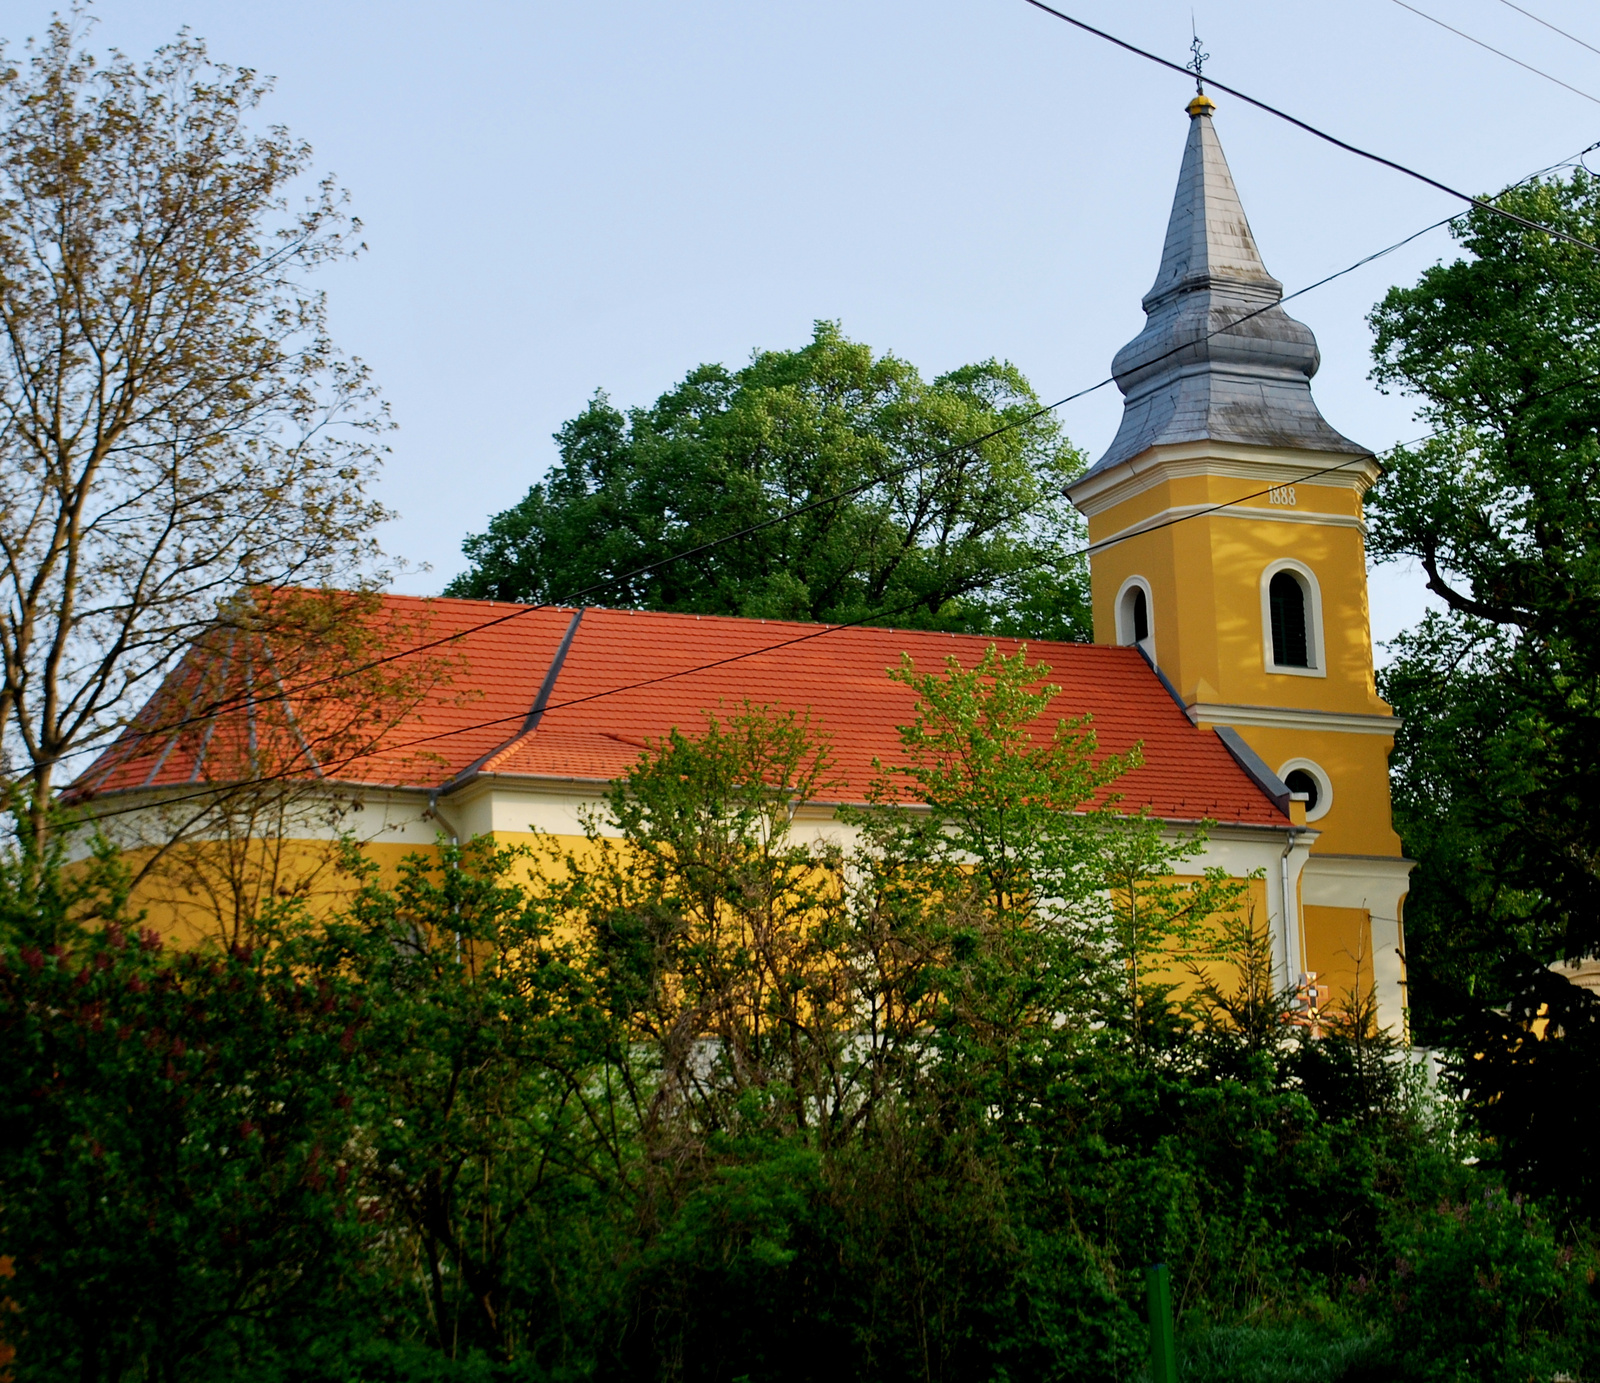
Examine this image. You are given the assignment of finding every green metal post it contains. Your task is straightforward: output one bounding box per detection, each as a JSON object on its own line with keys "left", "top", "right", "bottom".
{"left": 1145, "top": 1263, "right": 1178, "bottom": 1383}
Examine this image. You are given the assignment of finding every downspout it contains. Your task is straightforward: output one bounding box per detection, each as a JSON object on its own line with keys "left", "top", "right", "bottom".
{"left": 425, "top": 786, "right": 463, "bottom": 847}
{"left": 426, "top": 787, "right": 464, "bottom": 961}
{"left": 1281, "top": 825, "right": 1301, "bottom": 990}
{"left": 1209, "top": 724, "right": 1303, "bottom": 992}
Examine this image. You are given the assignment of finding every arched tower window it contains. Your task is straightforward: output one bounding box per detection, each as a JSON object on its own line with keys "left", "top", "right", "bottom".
{"left": 1259, "top": 560, "right": 1325, "bottom": 677}
{"left": 1115, "top": 577, "right": 1155, "bottom": 658}
{"left": 1269, "top": 571, "right": 1309, "bottom": 667}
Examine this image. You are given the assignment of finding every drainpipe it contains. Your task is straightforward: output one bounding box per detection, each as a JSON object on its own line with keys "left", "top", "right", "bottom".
{"left": 1208, "top": 724, "right": 1306, "bottom": 992}
{"left": 1281, "top": 825, "right": 1300, "bottom": 990}
{"left": 426, "top": 788, "right": 464, "bottom": 961}
{"left": 425, "top": 787, "right": 462, "bottom": 848}
{"left": 1279, "top": 792, "right": 1310, "bottom": 992}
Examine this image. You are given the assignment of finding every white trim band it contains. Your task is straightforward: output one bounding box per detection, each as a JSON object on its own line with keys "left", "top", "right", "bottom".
{"left": 1091, "top": 501, "right": 1367, "bottom": 552}
{"left": 1188, "top": 703, "right": 1401, "bottom": 735}
{"left": 1067, "top": 441, "right": 1380, "bottom": 517}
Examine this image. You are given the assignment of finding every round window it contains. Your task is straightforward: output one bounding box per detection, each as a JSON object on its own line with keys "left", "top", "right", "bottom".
{"left": 1284, "top": 768, "right": 1320, "bottom": 812}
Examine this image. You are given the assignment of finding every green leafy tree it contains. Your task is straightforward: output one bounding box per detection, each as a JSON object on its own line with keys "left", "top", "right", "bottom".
{"left": 545, "top": 649, "right": 1273, "bottom": 1379}
{"left": 1101, "top": 817, "right": 1249, "bottom": 1055}
{"left": 308, "top": 836, "right": 621, "bottom": 1368}
{"left": 1367, "top": 170, "right": 1600, "bottom": 1210}
{"left": 0, "top": 18, "right": 391, "bottom": 855}
{"left": 446, "top": 321, "right": 1090, "bottom": 638}
{"left": 0, "top": 665, "right": 1547, "bottom": 1381}
{"left": 561, "top": 705, "right": 863, "bottom": 1152}
{"left": 0, "top": 834, "right": 369, "bottom": 1381}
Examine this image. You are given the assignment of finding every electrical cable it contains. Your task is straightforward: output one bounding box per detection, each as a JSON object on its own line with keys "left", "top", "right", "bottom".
{"left": 17, "top": 7, "right": 1600, "bottom": 804}
{"left": 72, "top": 442, "right": 1425, "bottom": 827}
{"left": 1495, "top": 0, "right": 1600, "bottom": 61}
{"left": 1019, "top": 0, "right": 1600, "bottom": 254}
{"left": 1391, "top": 0, "right": 1600, "bottom": 106}
{"left": 48, "top": 121, "right": 1600, "bottom": 780}
{"left": 53, "top": 210, "right": 1466, "bottom": 773}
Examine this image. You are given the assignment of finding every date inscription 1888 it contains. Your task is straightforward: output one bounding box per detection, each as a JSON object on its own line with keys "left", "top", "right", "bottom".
{"left": 1267, "top": 486, "right": 1297, "bottom": 506}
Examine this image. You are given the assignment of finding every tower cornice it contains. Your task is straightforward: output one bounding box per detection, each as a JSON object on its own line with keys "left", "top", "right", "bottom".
{"left": 1068, "top": 440, "right": 1380, "bottom": 519}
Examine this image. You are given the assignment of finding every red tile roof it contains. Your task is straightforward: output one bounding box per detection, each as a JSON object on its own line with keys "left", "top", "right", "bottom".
{"left": 72, "top": 594, "right": 1286, "bottom": 827}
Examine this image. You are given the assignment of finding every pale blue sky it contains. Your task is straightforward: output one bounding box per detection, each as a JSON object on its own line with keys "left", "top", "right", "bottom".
{"left": 20, "top": 0, "right": 1600, "bottom": 655}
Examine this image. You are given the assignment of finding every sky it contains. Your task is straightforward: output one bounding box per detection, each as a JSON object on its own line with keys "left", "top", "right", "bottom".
{"left": 17, "top": 0, "right": 1600, "bottom": 658}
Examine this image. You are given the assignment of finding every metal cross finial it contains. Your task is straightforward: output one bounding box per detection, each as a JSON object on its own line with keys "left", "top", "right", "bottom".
{"left": 1187, "top": 23, "right": 1209, "bottom": 93}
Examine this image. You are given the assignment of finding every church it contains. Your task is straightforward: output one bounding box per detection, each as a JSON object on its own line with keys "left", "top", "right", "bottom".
{"left": 74, "top": 94, "right": 1412, "bottom": 1034}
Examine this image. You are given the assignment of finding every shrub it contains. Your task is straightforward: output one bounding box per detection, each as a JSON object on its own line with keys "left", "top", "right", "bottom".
{"left": 1379, "top": 1188, "right": 1598, "bottom": 1382}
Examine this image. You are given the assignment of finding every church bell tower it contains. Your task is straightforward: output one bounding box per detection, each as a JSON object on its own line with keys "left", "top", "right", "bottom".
{"left": 1067, "top": 93, "right": 1412, "bottom": 1032}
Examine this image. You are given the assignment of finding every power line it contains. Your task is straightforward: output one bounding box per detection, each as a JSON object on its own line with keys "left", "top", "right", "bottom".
{"left": 64, "top": 97, "right": 1600, "bottom": 775}
{"left": 74, "top": 445, "right": 1417, "bottom": 827}
{"left": 56, "top": 113, "right": 1600, "bottom": 784}
{"left": 57, "top": 211, "right": 1466, "bottom": 777}
{"left": 1391, "top": 0, "right": 1600, "bottom": 106}
{"left": 1019, "top": 0, "right": 1600, "bottom": 254}
{"left": 1495, "top": 0, "right": 1600, "bottom": 61}
{"left": 52, "top": 116, "right": 1600, "bottom": 783}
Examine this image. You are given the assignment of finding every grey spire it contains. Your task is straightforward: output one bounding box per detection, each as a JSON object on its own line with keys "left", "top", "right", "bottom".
{"left": 1084, "top": 97, "right": 1366, "bottom": 478}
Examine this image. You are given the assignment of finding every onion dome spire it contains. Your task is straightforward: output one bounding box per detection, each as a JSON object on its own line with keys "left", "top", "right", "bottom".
{"left": 1085, "top": 97, "right": 1366, "bottom": 478}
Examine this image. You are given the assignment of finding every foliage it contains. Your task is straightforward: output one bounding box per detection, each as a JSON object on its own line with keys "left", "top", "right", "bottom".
{"left": 1368, "top": 168, "right": 1600, "bottom": 1211}
{"left": 0, "top": 14, "right": 390, "bottom": 850}
{"left": 1439, "top": 964, "right": 1600, "bottom": 1229}
{"left": 445, "top": 321, "right": 1090, "bottom": 639}
{"left": 310, "top": 836, "right": 616, "bottom": 1367}
{"left": 1380, "top": 1189, "right": 1599, "bottom": 1382}
{"left": 1175, "top": 1320, "right": 1388, "bottom": 1383}
{"left": 100, "top": 587, "right": 463, "bottom": 949}
{"left": 3, "top": 653, "right": 1582, "bottom": 1381}
{"left": 0, "top": 838, "right": 368, "bottom": 1380}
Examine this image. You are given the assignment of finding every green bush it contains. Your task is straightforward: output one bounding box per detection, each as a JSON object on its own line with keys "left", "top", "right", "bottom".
{"left": 4, "top": 664, "right": 1597, "bottom": 1380}
{"left": 1377, "top": 1188, "right": 1598, "bottom": 1382}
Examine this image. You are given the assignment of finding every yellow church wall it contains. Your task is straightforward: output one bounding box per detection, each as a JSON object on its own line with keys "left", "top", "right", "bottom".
{"left": 1302, "top": 904, "right": 1376, "bottom": 1014}
{"left": 1086, "top": 503, "right": 1402, "bottom": 855}
{"left": 1196, "top": 722, "right": 1401, "bottom": 858}
{"left": 100, "top": 821, "right": 609, "bottom": 949}
{"left": 1087, "top": 484, "right": 1386, "bottom": 717}
{"left": 1135, "top": 872, "right": 1277, "bottom": 1007}
{"left": 1075, "top": 445, "right": 1404, "bottom": 864}
{"left": 101, "top": 805, "right": 1292, "bottom": 1018}
{"left": 107, "top": 837, "right": 445, "bottom": 949}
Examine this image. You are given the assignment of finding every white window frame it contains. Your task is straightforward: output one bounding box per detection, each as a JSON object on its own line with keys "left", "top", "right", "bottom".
{"left": 1114, "top": 575, "right": 1156, "bottom": 661}
{"left": 1277, "top": 757, "right": 1333, "bottom": 823}
{"left": 1260, "top": 559, "right": 1326, "bottom": 678}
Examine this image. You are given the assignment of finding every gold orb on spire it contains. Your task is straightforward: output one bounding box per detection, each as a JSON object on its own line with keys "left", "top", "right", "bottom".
{"left": 1187, "top": 92, "right": 1216, "bottom": 117}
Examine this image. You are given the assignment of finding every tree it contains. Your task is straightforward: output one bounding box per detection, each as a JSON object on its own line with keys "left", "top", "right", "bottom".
{"left": 0, "top": 16, "right": 390, "bottom": 853}
{"left": 90, "top": 587, "right": 460, "bottom": 949}
{"left": 1, "top": 654, "right": 1562, "bottom": 1380}
{"left": 0, "top": 849, "right": 371, "bottom": 1380}
{"left": 1367, "top": 169, "right": 1600, "bottom": 1208}
{"left": 569, "top": 704, "right": 862, "bottom": 1151}
{"left": 314, "top": 836, "right": 616, "bottom": 1365}
{"left": 446, "top": 321, "right": 1091, "bottom": 640}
